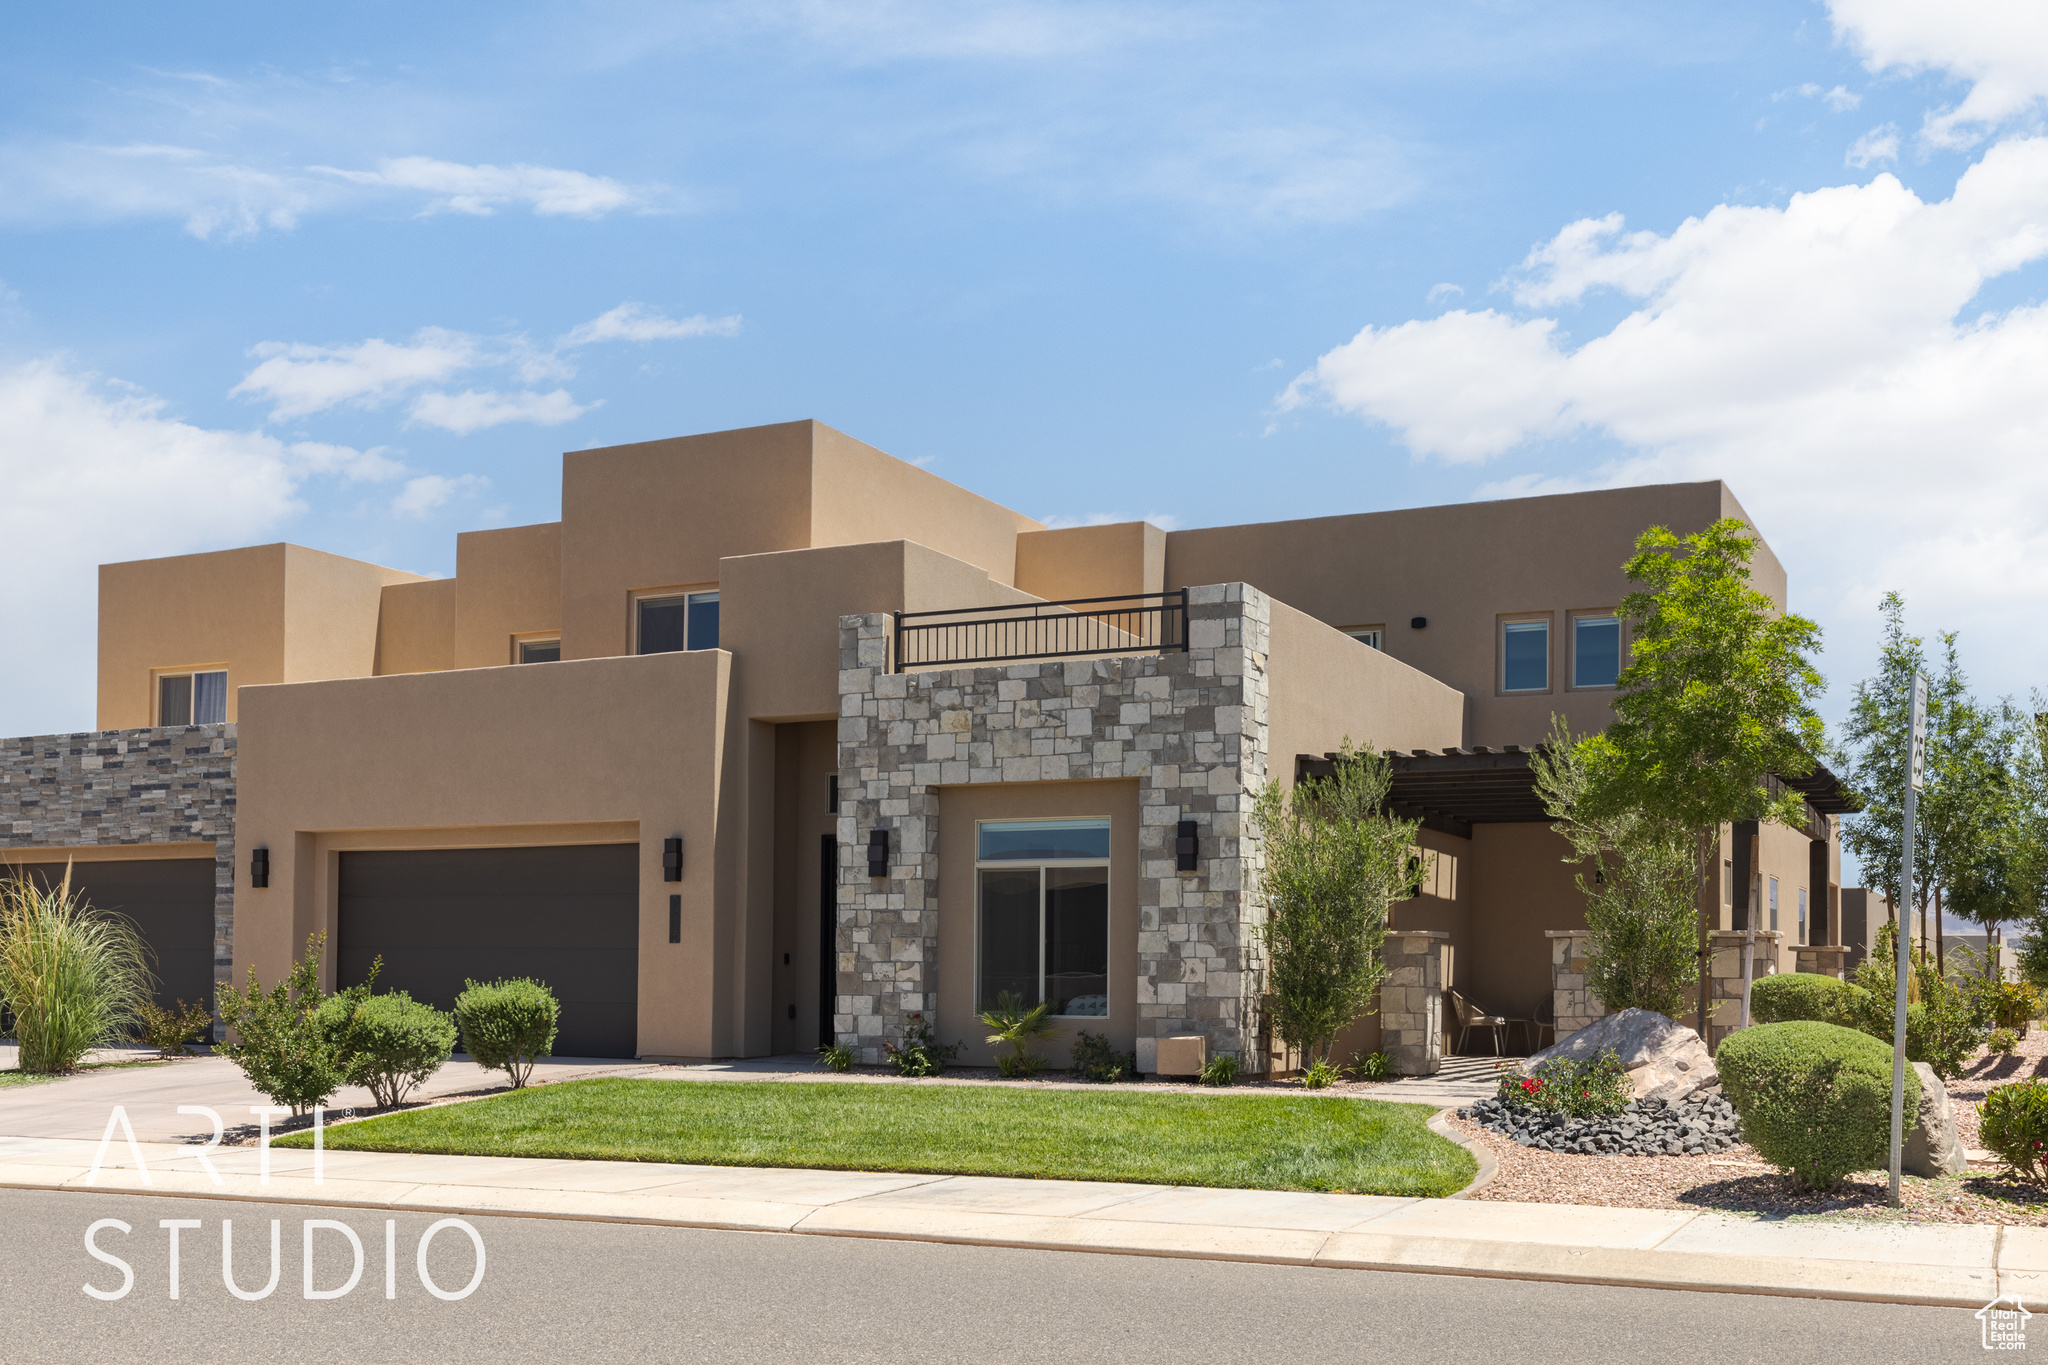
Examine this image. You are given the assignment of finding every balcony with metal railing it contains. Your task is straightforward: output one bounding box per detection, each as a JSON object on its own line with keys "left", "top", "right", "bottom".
{"left": 892, "top": 590, "right": 1189, "bottom": 672}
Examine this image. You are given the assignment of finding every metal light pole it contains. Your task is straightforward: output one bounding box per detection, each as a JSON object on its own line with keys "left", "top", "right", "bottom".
{"left": 1889, "top": 671, "right": 1928, "bottom": 1208}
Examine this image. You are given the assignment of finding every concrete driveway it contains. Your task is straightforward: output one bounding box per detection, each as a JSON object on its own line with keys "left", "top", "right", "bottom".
{"left": 0, "top": 1051, "right": 654, "bottom": 1142}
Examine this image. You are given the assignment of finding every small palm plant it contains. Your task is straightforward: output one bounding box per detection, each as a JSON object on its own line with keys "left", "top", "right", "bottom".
{"left": 980, "top": 990, "right": 1061, "bottom": 1079}
{"left": 0, "top": 864, "right": 155, "bottom": 1074}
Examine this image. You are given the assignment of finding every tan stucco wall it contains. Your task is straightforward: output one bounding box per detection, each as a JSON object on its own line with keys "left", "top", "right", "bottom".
{"left": 1265, "top": 599, "right": 1466, "bottom": 771}
{"left": 771, "top": 719, "right": 839, "bottom": 1054}
{"left": 935, "top": 779, "right": 1140, "bottom": 1069}
{"left": 559, "top": 422, "right": 817, "bottom": 662}
{"left": 98, "top": 543, "right": 424, "bottom": 729}
{"left": 1013, "top": 521, "right": 1165, "bottom": 603}
{"left": 233, "top": 649, "right": 735, "bottom": 1058}
{"left": 1465, "top": 822, "right": 1588, "bottom": 1021}
{"left": 809, "top": 424, "right": 1042, "bottom": 588}
{"left": 375, "top": 579, "right": 458, "bottom": 675}
{"left": 1165, "top": 481, "right": 1776, "bottom": 749}
{"left": 449, "top": 522, "right": 563, "bottom": 668}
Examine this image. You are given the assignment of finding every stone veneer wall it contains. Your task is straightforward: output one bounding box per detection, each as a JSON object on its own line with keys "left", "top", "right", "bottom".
{"left": 835, "top": 584, "right": 1271, "bottom": 1072}
{"left": 1792, "top": 944, "right": 1850, "bottom": 980}
{"left": 1546, "top": 929, "right": 1609, "bottom": 1042}
{"left": 0, "top": 725, "right": 237, "bottom": 1018}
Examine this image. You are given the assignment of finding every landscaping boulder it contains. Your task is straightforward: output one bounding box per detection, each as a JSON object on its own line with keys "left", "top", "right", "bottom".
{"left": 1902, "top": 1061, "right": 1968, "bottom": 1178}
{"left": 1527, "top": 1007, "right": 1717, "bottom": 1104}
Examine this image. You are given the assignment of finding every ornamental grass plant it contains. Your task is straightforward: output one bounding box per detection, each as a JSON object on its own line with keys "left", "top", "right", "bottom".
{"left": 0, "top": 867, "right": 155, "bottom": 1074}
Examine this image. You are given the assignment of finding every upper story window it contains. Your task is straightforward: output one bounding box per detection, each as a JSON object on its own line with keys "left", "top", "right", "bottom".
{"left": 976, "top": 818, "right": 1110, "bottom": 1018}
{"left": 1501, "top": 618, "right": 1549, "bottom": 693}
{"left": 1344, "top": 626, "right": 1384, "bottom": 650}
{"left": 637, "top": 590, "right": 720, "bottom": 654}
{"left": 1797, "top": 885, "right": 1808, "bottom": 946}
{"left": 1572, "top": 614, "right": 1622, "bottom": 689}
{"left": 517, "top": 638, "right": 561, "bottom": 664}
{"left": 159, "top": 670, "right": 227, "bottom": 726}
{"left": 1768, "top": 875, "right": 1780, "bottom": 931}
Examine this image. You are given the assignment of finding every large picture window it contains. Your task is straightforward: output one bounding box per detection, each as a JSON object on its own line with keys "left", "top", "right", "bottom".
{"left": 976, "top": 818, "right": 1110, "bottom": 1017}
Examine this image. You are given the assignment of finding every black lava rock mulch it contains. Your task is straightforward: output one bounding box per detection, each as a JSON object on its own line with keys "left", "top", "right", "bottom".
{"left": 1456, "top": 1090, "right": 1743, "bottom": 1157}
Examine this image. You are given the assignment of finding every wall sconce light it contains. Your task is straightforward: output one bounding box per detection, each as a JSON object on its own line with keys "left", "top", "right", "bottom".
{"left": 1410, "top": 616, "right": 1428, "bottom": 630}
{"left": 1176, "top": 818, "right": 1199, "bottom": 872}
{"left": 663, "top": 836, "right": 683, "bottom": 882}
{"left": 250, "top": 847, "right": 269, "bottom": 889}
{"left": 867, "top": 828, "right": 890, "bottom": 877}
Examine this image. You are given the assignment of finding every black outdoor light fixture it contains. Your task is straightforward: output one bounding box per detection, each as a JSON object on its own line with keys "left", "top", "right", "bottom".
{"left": 1410, "top": 616, "right": 1428, "bottom": 630}
{"left": 867, "top": 828, "right": 890, "bottom": 877}
{"left": 1176, "top": 818, "right": 1199, "bottom": 872}
{"left": 250, "top": 847, "right": 269, "bottom": 889}
{"left": 663, "top": 836, "right": 684, "bottom": 882}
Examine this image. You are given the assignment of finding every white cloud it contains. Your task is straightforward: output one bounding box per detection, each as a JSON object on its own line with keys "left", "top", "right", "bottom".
{"left": 1285, "top": 133, "right": 2048, "bottom": 700}
{"left": 1846, "top": 124, "right": 1902, "bottom": 167}
{"left": 1825, "top": 84, "right": 1863, "bottom": 112}
{"left": 1829, "top": 0, "right": 2048, "bottom": 147}
{"left": 0, "top": 358, "right": 443, "bottom": 733}
{"left": 1427, "top": 282, "right": 1464, "bottom": 303}
{"left": 407, "top": 388, "right": 590, "bottom": 434}
{"left": 231, "top": 328, "right": 483, "bottom": 420}
{"left": 311, "top": 157, "right": 661, "bottom": 218}
{"left": 392, "top": 472, "right": 491, "bottom": 518}
{"left": 558, "top": 303, "right": 743, "bottom": 347}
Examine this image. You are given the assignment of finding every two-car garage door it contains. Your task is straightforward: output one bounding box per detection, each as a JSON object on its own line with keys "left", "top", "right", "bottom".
{"left": 336, "top": 844, "right": 640, "bottom": 1059}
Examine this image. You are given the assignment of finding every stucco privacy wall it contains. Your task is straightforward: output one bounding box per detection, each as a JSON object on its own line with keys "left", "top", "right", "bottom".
{"left": 0, "top": 725, "right": 236, "bottom": 1002}
{"left": 836, "top": 584, "right": 1273, "bottom": 1071}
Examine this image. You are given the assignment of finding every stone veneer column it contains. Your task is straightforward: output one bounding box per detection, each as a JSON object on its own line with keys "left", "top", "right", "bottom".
{"left": 1792, "top": 944, "right": 1850, "bottom": 980}
{"left": 1545, "top": 929, "right": 1610, "bottom": 1042}
{"left": 1706, "top": 928, "right": 1783, "bottom": 1050}
{"left": 834, "top": 584, "right": 1272, "bottom": 1070}
{"left": 1380, "top": 930, "right": 1446, "bottom": 1076}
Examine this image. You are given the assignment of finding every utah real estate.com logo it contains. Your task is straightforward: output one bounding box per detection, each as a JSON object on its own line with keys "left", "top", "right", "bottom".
{"left": 1980, "top": 1296, "right": 2031, "bottom": 1351}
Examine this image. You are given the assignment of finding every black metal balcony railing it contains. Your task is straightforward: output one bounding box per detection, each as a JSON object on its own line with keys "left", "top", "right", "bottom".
{"left": 893, "top": 590, "right": 1189, "bottom": 671}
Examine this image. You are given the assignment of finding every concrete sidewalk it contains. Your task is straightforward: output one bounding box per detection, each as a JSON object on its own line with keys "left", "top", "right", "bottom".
{"left": 0, "top": 1133, "right": 2025, "bottom": 1309}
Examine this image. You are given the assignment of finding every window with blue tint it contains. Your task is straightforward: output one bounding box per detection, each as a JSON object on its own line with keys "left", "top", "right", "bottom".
{"left": 977, "top": 819, "right": 1111, "bottom": 862}
{"left": 1573, "top": 615, "right": 1621, "bottom": 688}
{"left": 1502, "top": 619, "right": 1549, "bottom": 692}
{"left": 192, "top": 670, "right": 227, "bottom": 724}
{"left": 686, "top": 591, "right": 719, "bottom": 651}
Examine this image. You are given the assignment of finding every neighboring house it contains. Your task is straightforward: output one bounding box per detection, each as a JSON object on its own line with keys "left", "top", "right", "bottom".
{"left": 0, "top": 420, "right": 1852, "bottom": 1068}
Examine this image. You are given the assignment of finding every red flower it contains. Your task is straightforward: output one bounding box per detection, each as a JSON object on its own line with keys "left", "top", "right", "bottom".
{"left": 1520, "top": 1077, "right": 1541, "bottom": 1095}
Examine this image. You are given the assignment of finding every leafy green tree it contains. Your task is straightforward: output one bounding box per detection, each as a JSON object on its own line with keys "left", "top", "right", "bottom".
{"left": 1839, "top": 593, "right": 1930, "bottom": 919}
{"left": 1251, "top": 739, "right": 1425, "bottom": 1066}
{"left": 1579, "top": 518, "right": 1829, "bottom": 838}
{"left": 1531, "top": 717, "right": 1701, "bottom": 1016}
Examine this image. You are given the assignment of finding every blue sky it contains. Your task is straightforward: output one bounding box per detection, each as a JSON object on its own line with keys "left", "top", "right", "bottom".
{"left": 2, "top": 1, "right": 2043, "bottom": 764}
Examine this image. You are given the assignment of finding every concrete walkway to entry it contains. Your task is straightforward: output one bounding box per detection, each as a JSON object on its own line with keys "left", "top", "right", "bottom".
{"left": 0, "top": 1130, "right": 2026, "bottom": 1310}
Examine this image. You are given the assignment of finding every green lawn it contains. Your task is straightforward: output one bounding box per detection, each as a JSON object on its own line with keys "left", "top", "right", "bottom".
{"left": 277, "top": 1078, "right": 1476, "bottom": 1196}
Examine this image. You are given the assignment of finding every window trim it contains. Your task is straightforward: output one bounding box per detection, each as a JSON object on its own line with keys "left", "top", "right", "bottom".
{"left": 973, "top": 816, "right": 1111, "bottom": 1020}
{"left": 1567, "top": 610, "right": 1624, "bottom": 691}
{"left": 152, "top": 666, "right": 230, "bottom": 726}
{"left": 512, "top": 632, "right": 562, "bottom": 665}
{"left": 631, "top": 585, "right": 720, "bottom": 655}
{"left": 1342, "top": 625, "right": 1385, "bottom": 651}
{"left": 1498, "top": 614, "right": 1553, "bottom": 695}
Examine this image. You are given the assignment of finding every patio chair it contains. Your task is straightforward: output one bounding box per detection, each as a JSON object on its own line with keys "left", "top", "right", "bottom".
{"left": 1525, "top": 998, "right": 1557, "bottom": 1052}
{"left": 1446, "top": 989, "right": 1509, "bottom": 1056}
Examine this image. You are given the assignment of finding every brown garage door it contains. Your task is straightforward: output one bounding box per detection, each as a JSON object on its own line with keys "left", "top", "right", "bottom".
{"left": 6, "top": 859, "right": 216, "bottom": 1013}
{"left": 337, "top": 845, "right": 639, "bottom": 1059}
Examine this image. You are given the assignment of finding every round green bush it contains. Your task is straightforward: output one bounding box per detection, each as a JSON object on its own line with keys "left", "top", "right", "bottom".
{"left": 315, "top": 990, "right": 457, "bottom": 1108}
{"left": 1748, "top": 973, "right": 1867, "bottom": 1025}
{"left": 1717, "top": 1020, "right": 1919, "bottom": 1191}
{"left": 454, "top": 977, "right": 559, "bottom": 1088}
{"left": 1982, "top": 1079, "right": 2048, "bottom": 1182}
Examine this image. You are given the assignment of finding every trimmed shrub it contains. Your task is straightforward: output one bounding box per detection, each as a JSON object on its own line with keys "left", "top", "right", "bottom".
{"left": 1495, "top": 1046, "right": 1632, "bottom": 1119}
{"left": 1749, "top": 973, "right": 1865, "bottom": 1026}
{"left": 137, "top": 998, "right": 214, "bottom": 1057}
{"left": 454, "top": 978, "right": 559, "bottom": 1088}
{"left": 218, "top": 935, "right": 348, "bottom": 1115}
{"left": 1197, "top": 1052, "right": 1239, "bottom": 1087}
{"left": 315, "top": 989, "right": 456, "bottom": 1108}
{"left": 1069, "top": 1031, "right": 1135, "bottom": 1083}
{"left": 1990, "top": 1028, "right": 2020, "bottom": 1055}
{"left": 1982, "top": 1079, "right": 2048, "bottom": 1183}
{"left": 1978, "top": 980, "right": 2041, "bottom": 1038}
{"left": 1717, "top": 1020, "right": 1917, "bottom": 1190}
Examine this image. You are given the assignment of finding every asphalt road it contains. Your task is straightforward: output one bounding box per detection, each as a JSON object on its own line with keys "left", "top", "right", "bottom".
{"left": 0, "top": 1187, "right": 1998, "bottom": 1364}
